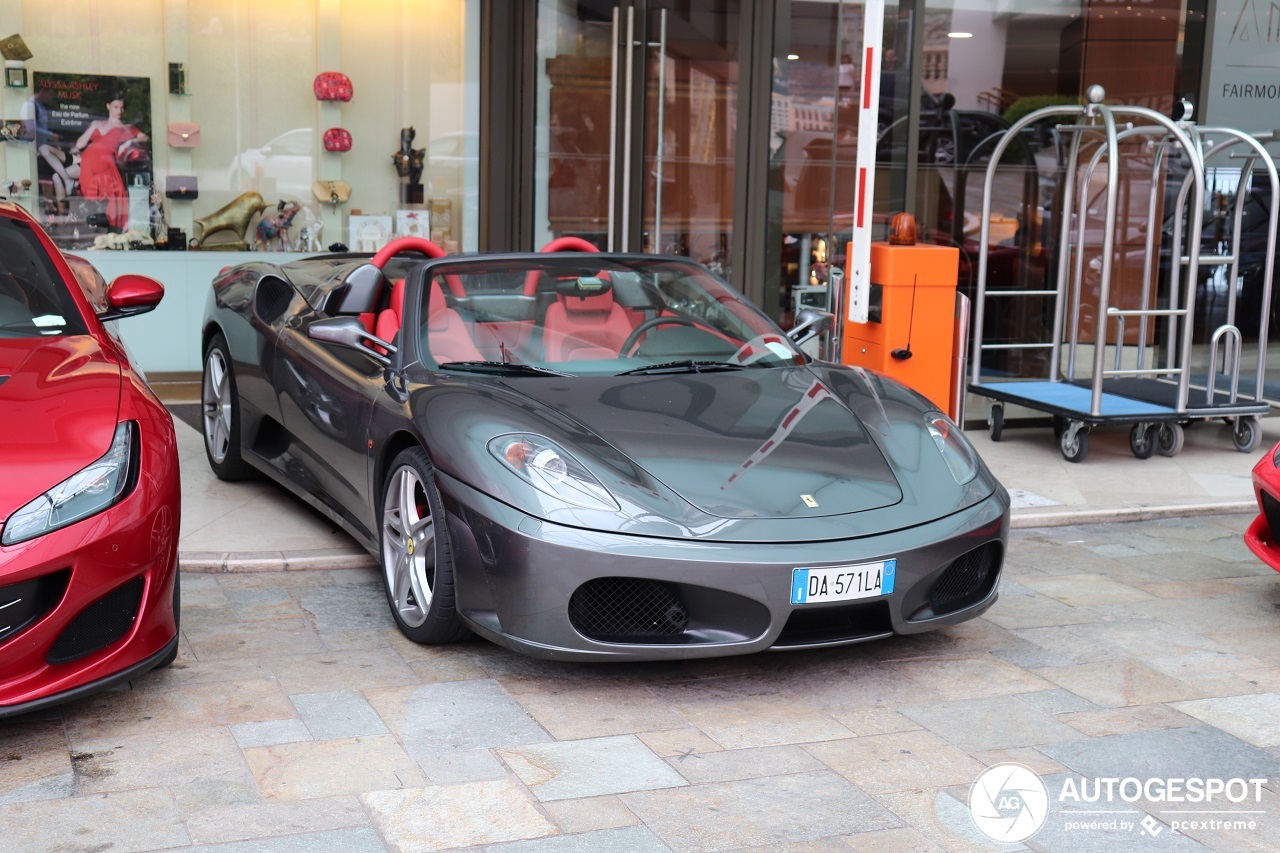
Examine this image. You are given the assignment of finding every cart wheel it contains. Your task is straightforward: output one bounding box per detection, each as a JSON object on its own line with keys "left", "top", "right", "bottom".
{"left": 1232, "top": 417, "right": 1262, "bottom": 454}
{"left": 1061, "top": 424, "right": 1089, "bottom": 463}
{"left": 988, "top": 405, "right": 1004, "bottom": 442}
{"left": 1156, "top": 422, "right": 1185, "bottom": 457}
{"left": 1052, "top": 416, "right": 1067, "bottom": 441}
{"left": 1129, "top": 423, "right": 1158, "bottom": 460}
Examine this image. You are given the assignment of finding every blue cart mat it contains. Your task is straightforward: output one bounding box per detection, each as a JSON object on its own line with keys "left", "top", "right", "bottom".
{"left": 973, "top": 381, "right": 1175, "bottom": 417}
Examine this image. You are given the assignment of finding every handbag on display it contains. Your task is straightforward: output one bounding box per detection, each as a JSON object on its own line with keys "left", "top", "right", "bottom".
{"left": 312, "top": 180, "right": 351, "bottom": 205}
{"left": 313, "top": 72, "right": 353, "bottom": 102}
{"left": 166, "top": 122, "right": 201, "bottom": 148}
{"left": 165, "top": 176, "right": 199, "bottom": 200}
{"left": 323, "top": 128, "right": 352, "bottom": 152}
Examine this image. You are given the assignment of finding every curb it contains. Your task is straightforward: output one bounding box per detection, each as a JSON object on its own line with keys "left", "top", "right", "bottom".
{"left": 177, "top": 501, "right": 1257, "bottom": 573}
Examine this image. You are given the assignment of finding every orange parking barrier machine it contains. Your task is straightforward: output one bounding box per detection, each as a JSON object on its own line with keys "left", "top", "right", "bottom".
{"left": 843, "top": 213, "right": 960, "bottom": 413}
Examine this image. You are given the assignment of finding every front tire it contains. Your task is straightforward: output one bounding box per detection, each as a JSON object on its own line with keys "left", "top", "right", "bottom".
{"left": 380, "top": 447, "right": 469, "bottom": 644}
{"left": 202, "top": 333, "right": 253, "bottom": 480}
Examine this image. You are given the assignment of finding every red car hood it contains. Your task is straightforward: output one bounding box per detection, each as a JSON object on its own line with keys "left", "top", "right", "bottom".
{"left": 0, "top": 336, "right": 121, "bottom": 520}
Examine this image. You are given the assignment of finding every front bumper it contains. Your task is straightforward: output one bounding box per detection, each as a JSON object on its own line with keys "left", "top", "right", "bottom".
{"left": 1245, "top": 462, "right": 1280, "bottom": 573}
{"left": 438, "top": 473, "right": 1010, "bottom": 661}
{"left": 0, "top": 417, "right": 180, "bottom": 716}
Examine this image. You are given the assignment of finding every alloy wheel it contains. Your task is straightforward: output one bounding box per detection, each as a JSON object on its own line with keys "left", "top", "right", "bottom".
{"left": 381, "top": 465, "right": 437, "bottom": 628}
{"left": 202, "top": 349, "right": 232, "bottom": 464}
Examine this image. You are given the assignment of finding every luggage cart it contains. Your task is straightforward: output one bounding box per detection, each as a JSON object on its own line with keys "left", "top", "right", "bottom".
{"left": 968, "top": 86, "right": 1274, "bottom": 462}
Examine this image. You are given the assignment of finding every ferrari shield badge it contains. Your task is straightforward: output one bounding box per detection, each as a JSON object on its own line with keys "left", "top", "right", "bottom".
{"left": 801, "top": 494, "right": 819, "bottom": 508}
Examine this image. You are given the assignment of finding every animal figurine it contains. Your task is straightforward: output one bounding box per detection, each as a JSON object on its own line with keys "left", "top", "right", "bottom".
{"left": 299, "top": 220, "right": 323, "bottom": 252}
{"left": 191, "top": 191, "right": 267, "bottom": 250}
{"left": 254, "top": 199, "right": 302, "bottom": 251}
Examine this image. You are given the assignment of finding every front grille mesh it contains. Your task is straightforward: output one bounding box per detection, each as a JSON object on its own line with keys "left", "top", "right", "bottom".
{"left": 930, "top": 543, "right": 1000, "bottom": 614}
{"left": 0, "top": 570, "right": 69, "bottom": 647}
{"left": 46, "top": 577, "right": 144, "bottom": 665}
{"left": 1262, "top": 491, "right": 1280, "bottom": 543}
{"left": 568, "top": 577, "right": 689, "bottom": 643}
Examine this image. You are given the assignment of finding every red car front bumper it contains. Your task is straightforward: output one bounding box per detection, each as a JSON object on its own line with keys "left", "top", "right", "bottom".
{"left": 1245, "top": 445, "right": 1280, "bottom": 574}
{"left": 0, "top": 413, "right": 181, "bottom": 717}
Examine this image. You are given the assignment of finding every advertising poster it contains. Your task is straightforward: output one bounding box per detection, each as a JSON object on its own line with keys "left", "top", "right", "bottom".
{"left": 30, "top": 72, "right": 153, "bottom": 248}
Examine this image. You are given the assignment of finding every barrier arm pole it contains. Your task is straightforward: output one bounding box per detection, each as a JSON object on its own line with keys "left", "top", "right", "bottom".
{"left": 847, "top": 0, "right": 885, "bottom": 326}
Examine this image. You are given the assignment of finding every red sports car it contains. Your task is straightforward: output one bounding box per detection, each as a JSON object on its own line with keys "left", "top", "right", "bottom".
{"left": 0, "top": 202, "right": 180, "bottom": 717}
{"left": 1245, "top": 441, "right": 1280, "bottom": 572}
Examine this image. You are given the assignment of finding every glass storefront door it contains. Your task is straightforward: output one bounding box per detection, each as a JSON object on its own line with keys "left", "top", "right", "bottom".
{"left": 534, "top": 1, "right": 740, "bottom": 274}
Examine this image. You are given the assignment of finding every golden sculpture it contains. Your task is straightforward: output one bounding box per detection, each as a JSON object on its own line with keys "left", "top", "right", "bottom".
{"left": 191, "top": 191, "right": 267, "bottom": 250}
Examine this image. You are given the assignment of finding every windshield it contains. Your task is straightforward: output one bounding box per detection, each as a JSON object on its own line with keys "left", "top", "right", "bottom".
{"left": 0, "top": 217, "right": 87, "bottom": 338}
{"left": 417, "top": 255, "right": 804, "bottom": 376}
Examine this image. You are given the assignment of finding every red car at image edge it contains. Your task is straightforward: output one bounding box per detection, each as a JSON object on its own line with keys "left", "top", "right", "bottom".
{"left": 1245, "top": 441, "right": 1280, "bottom": 573}
{"left": 0, "top": 201, "right": 180, "bottom": 717}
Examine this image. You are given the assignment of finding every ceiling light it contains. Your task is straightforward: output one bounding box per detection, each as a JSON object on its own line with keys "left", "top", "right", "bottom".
{"left": 948, "top": 32, "right": 973, "bottom": 39}
{"left": 787, "top": 54, "right": 799, "bottom": 60}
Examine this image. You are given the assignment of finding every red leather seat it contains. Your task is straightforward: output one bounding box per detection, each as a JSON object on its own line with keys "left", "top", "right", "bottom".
{"left": 424, "top": 280, "right": 483, "bottom": 363}
{"left": 374, "top": 279, "right": 406, "bottom": 344}
{"left": 543, "top": 286, "right": 632, "bottom": 361}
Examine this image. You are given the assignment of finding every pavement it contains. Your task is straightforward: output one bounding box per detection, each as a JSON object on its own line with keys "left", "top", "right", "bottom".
{"left": 3, "top": 394, "right": 1280, "bottom": 852}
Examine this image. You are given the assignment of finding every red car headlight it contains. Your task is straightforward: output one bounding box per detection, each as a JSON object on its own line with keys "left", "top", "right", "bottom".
{"left": 1, "top": 422, "right": 138, "bottom": 546}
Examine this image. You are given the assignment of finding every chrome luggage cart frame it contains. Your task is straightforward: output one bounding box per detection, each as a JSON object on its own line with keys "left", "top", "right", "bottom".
{"left": 967, "top": 87, "right": 1276, "bottom": 462}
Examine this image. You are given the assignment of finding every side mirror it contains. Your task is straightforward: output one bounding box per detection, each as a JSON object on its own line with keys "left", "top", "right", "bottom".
{"left": 787, "top": 308, "right": 834, "bottom": 346}
{"left": 99, "top": 274, "right": 164, "bottom": 322}
{"left": 307, "top": 316, "right": 395, "bottom": 365}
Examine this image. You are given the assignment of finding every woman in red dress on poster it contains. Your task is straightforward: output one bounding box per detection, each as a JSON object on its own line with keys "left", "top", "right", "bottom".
{"left": 73, "top": 95, "right": 148, "bottom": 231}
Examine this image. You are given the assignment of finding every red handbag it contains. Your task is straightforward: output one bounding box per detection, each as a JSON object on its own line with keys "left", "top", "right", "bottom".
{"left": 323, "top": 128, "right": 353, "bottom": 152}
{"left": 313, "top": 72, "right": 353, "bottom": 102}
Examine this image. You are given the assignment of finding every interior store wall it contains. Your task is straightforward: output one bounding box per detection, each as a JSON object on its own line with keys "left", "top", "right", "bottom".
{"left": 1, "top": 0, "right": 478, "bottom": 253}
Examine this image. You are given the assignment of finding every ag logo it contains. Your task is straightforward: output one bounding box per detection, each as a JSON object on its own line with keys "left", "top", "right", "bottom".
{"left": 969, "top": 763, "right": 1049, "bottom": 842}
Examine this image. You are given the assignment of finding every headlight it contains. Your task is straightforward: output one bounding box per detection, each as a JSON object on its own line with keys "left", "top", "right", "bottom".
{"left": 925, "top": 413, "right": 978, "bottom": 485}
{"left": 488, "top": 433, "right": 619, "bottom": 511}
{"left": 2, "top": 422, "right": 137, "bottom": 546}
{"left": 1272, "top": 442, "right": 1280, "bottom": 467}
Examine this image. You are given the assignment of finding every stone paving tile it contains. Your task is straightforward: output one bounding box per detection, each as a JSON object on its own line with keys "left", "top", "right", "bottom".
{"left": 1056, "top": 703, "right": 1203, "bottom": 737}
{"left": 767, "top": 654, "right": 948, "bottom": 712}
{"left": 900, "top": 695, "right": 1080, "bottom": 752}
{"left": 1040, "top": 725, "right": 1280, "bottom": 781}
{"left": 970, "top": 746, "right": 1068, "bottom": 776}
{"left": 72, "top": 727, "right": 250, "bottom": 795}
{"left": 0, "top": 720, "right": 73, "bottom": 804}
{"left": 981, "top": 593, "right": 1093, "bottom": 630}
{"left": 412, "top": 746, "right": 508, "bottom": 784}
{"left": 244, "top": 735, "right": 424, "bottom": 800}
{"left": 297, "top": 582, "right": 391, "bottom": 632}
{"left": 223, "top": 586, "right": 306, "bottom": 621}
{"left": 636, "top": 728, "right": 724, "bottom": 759}
{"left": 291, "top": 689, "right": 388, "bottom": 740}
{"left": 662, "top": 744, "right": 825, "bottom": 784}
{"left": 512, "top": 678, "right": 691, "bottom": 739}
{"left": 1202, "top": 626, "right": 1280, "bottom": 666}
{"left": 842, "top": 826, "right": 947, "bottom": 852}
{"left": 1015, "top": 688, "right": 1098, "bottom": 715}
{"left": 622, "top": 770, "right": 900, "bottom": 853}
{"left": 1020, "top": 574, "right": 1157, "bottom": 607}
{"left": 183, "top": 617, "right": 327, "bottom": 660}
{"left": 652, "top": 680, "right": 854, "bottom": 749}
{"left": 485, "top": 825, "right": 673, "bottom": 853}
{"left": 542, "top": 794, "right": 642, "bottom": 834}
{"left": 366, "top": 679, "right": 550, "bottom": 751}
{"left": 182, "top": 825, "right": 387, "bottom": 853}
{"left": 805, "top": 730, "right": 986, "bottom": 795}
{"left": 362, "top": 780, "right": 556, "bottom": 850}
{"left": 1011, "top": 625, "right": 1125, "bottom": 666}
{"left": 64, "top": 677, "right": 295, "bottom": 741}
{"left": 1173, "top": 786, "right": 1280, "bottom": 852}
{"left": 0, "top": 787, "right": 189, "bottom": 852}
{"left": 992, "top": 644, "right": 1077, "bottom": 670}
{"left": 893, "top": 655, "right": 1055, "bottom": 700}
{"left": 149, "top": 656, "right": 275, "bottom": 686}
{"left": 180, "top": 797, "right": 369, "bottom": 845}
{"left": 869, "top": 788, "right": 1020, "bottom": 853}
{"left": 267, "top": 648, "right": 420, "bottom": 694}
{"left": 1034, "top": 660, "right": 1204, "bottom": 708}
{"left": 826, "top": 706, "right": 922, "bottom": 737}
{"left": 500, "top": 734, "right": 687, "bottom": 801}
{"left": 1134, "top": 579, "right": 1244, "bottom": 599}
{"left": 1171, "top": 693, "right": 1280, "bottom": 748}
{"left": 230, "top": 718, "right": 313, "bottom": 749}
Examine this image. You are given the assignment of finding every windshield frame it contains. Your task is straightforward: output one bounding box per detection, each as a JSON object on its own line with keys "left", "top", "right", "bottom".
{"left": 403, "top": 252, "right": 804, "bottom": 378}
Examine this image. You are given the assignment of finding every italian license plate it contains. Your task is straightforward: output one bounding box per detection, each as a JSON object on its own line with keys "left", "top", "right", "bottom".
{"left": 790, "top": 559, "right": 896, "bottom": 605}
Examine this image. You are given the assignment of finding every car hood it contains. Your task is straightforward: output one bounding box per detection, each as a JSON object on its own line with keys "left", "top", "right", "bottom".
{"left": 510, "top": 367, "right": 902, "bottom": 519}
{"left": 0, "top": 336, "right": 121, "bottom": 520}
